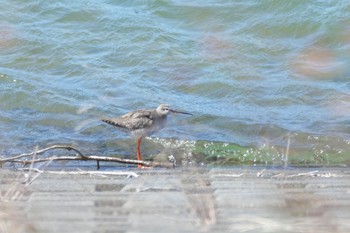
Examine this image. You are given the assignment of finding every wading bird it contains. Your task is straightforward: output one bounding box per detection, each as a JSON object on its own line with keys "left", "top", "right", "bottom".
{"left": 102, "top": 104, "right": 192, "bottom": 167}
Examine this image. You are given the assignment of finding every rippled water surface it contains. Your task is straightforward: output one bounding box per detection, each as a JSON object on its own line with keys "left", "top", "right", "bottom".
{"left": 1, "top": 1, "right": 349, "bottom": 163}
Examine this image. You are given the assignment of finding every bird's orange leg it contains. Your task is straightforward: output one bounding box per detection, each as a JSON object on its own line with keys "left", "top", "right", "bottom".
{"left": 136, "top": 137, "right": 142, "bottom": 168}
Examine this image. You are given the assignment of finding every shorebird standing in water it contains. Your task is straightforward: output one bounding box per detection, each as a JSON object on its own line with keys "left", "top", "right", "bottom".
{"left": 102, "top": 104, "right": 192, "bottom": 167}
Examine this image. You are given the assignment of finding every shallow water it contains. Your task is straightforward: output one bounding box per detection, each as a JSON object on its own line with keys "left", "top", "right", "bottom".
{"left": 0, "top": 1, "right": 349, "bottom": 162}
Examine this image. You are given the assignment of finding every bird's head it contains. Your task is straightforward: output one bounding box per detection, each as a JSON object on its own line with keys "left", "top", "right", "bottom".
{"left": 156, "top": 104, "right": 193, "bottom": 116}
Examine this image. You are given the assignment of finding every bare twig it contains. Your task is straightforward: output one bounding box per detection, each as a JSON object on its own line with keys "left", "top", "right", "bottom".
{"left": 0, "top": 145, "right": 87, "bottom": 162}
{"left": 0, "top": 145, "right": 175, "bottom": 168}
{"left": 271, "top": 170, "right": 324, "bottom": 178}
{"left": 286, "top": 170, "right": 319, "bottom": 177}
{"left": 18, "top": 168, "right": 139, "bottom": 178}
{"left": 182, "top": 167, "right": 217, "bottom": 230}
{"left": 22, "top": 146, "right": 42, "bottom": 185}
{"left": 284, "top": 135, "right": 291, "bottom": 168}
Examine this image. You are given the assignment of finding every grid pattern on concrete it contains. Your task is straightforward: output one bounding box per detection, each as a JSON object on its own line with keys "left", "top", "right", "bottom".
{"left": 1, "top": 167, "right": 350, "bottom": 233}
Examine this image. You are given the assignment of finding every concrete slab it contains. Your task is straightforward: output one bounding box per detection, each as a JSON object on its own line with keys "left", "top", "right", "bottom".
{"left": 1, "top": 167, "right": 350, "bottom": 233}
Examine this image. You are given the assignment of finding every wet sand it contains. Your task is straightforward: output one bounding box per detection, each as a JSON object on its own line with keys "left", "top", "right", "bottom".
{"left": 1, "top": 166, "right": 349, "bottom": 233}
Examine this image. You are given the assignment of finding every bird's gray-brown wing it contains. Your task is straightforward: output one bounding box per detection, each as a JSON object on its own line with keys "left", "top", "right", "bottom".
{"left": 102, "top": 110, "right": 154, "bottom": 131}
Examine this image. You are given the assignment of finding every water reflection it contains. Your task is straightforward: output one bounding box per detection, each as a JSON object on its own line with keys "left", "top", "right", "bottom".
{"left": 292, "top": 46, "right": 344, "bottom": 79}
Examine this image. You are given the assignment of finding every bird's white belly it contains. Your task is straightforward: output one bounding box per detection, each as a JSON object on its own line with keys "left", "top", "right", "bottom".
{"left": 131, "top": 119, "right": 166, "bottom": 138}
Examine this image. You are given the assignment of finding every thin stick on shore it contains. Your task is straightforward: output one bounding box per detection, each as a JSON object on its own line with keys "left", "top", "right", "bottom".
{"left": 0, "top": 145, "right": 175, "bottom": 169}
{"left": 18, "top": 168, "right": 139, "bottom": 178}
{"left": 0, "top": 145, "right": 88, "bottom": 162}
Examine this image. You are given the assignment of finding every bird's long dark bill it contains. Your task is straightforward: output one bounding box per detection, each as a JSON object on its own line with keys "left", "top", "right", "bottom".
{"left": 170, "top": 109, "right": 193, "bottom": 115}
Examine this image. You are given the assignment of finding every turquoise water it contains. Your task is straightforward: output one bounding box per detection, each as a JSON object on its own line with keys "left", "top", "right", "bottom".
{"left": 0, "top": 1, "right": 349, "bottom": 160}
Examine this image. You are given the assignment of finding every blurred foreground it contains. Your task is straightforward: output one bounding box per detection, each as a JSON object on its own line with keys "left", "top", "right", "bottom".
{"left": 1, "top": 166, "right": 349, "bottom": 233}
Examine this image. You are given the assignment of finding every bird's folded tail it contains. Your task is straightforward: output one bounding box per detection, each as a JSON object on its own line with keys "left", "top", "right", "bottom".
{"left": 102, "top": 119, "right": 123, "bottom": 127}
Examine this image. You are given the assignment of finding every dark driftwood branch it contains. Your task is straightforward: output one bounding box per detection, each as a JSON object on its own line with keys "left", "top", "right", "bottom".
{"left": 0, "top": 145, "right": 175, "bottom": 168}
{"left": 0, "top": 145, "right": 88, "bottom": 162}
